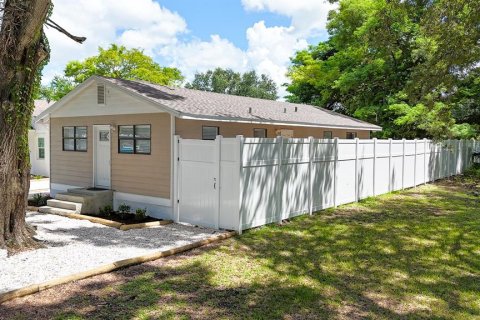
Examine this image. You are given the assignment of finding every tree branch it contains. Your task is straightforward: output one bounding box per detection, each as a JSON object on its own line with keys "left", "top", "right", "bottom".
{"left": 45, "top": 19, "right": 86, "bottom": 43}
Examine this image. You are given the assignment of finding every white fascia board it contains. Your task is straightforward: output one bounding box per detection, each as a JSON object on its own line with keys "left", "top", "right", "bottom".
{"left": 177, "top": 114, "right": 382, "bottom": 131}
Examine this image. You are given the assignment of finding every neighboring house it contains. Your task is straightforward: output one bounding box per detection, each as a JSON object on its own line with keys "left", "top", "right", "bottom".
{"left": 28, "top": 99, "right": 54, "bottom": 177}
{"left": 35, "top": 76, "right": 381, "bottom": 219}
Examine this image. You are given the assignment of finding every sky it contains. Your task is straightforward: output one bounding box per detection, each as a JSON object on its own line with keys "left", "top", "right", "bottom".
{"left": 44, "top": 0, "right": 336, "bottom": 98}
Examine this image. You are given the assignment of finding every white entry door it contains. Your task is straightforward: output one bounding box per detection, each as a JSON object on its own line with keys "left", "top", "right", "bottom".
{"left": 94, "top": 125, "right": 111, "bottom": 188}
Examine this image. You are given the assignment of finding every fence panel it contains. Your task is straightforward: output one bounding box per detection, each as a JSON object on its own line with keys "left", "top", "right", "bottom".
{"left": 176, "top": 136, "right": 476, "bottom": 233}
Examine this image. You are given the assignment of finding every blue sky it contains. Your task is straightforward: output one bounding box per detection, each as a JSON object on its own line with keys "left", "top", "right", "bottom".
{"left": 159, "top": 0, "right": 292, "bottom": 50}
{"left": 44, "top": 0, "right": 335, "bottom": 98}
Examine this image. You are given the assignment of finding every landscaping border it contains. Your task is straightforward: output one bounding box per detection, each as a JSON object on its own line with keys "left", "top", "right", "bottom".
{"left": 0, "top": 231, "right": 236, "bottom": 304}
{"left": 37, "top": 210, "right": 172, "bottom": 230}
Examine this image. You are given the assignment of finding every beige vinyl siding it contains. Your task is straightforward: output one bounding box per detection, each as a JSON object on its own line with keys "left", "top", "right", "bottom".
{"left": 51, "top": 113, "right": 171, "bottom": 198}
{"left": 175, "top": 119, "right": 371, "bottom": 139}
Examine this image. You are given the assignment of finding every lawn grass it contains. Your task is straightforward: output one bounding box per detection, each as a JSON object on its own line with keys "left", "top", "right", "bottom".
{"left": 3, "top": 171, "right": 480, "bottom": 320}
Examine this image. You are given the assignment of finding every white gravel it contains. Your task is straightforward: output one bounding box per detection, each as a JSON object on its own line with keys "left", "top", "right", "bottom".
{"left": 0, "top": 212, "right": 224, "bottom": 294}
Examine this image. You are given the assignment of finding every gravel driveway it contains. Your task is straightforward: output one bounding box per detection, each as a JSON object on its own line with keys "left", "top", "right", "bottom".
{"left": 0, "top": 212, "right": 224, "bottom": 294}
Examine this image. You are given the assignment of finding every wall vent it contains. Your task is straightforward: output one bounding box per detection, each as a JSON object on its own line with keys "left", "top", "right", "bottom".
{"left": 97, "top": 84, "right": 106, "bottom": 105}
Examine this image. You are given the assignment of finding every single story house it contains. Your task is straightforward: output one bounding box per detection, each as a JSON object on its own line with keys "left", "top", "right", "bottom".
{"left": 35, "top": 75, "right": 381, "bottom": 219}
{"left": 28, "top": 99, "right": 54, "bottom": 177}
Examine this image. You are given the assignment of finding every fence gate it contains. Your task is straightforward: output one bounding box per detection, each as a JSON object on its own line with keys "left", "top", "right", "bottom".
{"left": 176, "top": 138, "right": 219, "bottom": 228}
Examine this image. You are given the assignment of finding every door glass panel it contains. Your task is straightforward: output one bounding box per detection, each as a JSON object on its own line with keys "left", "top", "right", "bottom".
{"left": 99, "top": 130, "right": 110, "bottom": 141}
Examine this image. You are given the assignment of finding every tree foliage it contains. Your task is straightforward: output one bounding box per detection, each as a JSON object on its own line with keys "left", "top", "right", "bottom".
{"left": 287, "top": 0, "right": 480, "bottom": 139}
{"left": 38, "top": 44, "right": 183, "bottom": 101}
{"left": 185, "top": 68, "right": 278, "bottom": 100}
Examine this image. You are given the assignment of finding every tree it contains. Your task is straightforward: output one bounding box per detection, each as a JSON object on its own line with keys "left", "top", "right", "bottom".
{"left": 37, "top": 75, "right": 75, "bottom": 102}
{"left": 185, "top": 68, "right": 278, "bottom": 100}
{"left": 39, "top": 44, "right": 184, "bottom": 101}
{"left": 287, "top": 0, "right": 480, "bottom": 139}
{"left": 0, "top": 0, "right": 84, "bottom": 251}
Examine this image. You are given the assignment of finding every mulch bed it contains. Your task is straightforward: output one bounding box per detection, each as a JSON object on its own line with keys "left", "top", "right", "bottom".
{"left": 84, "top": 213, "right": 163, "bottom": 225}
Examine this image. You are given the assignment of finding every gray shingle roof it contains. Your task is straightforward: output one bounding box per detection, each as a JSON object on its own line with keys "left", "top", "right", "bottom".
{"left": 101, "top": 77, "right": 381, "bottom": 131}
{"left": 33, "top": 100, "right": 54, "bottom": 117}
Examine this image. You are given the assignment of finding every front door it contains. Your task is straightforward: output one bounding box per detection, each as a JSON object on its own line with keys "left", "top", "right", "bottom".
{"left": 94, "top": 125, "right": 111, "bottom": 188}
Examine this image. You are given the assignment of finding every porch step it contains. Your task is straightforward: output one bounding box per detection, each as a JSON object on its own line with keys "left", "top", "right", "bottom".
{"left": 46, "top": 199, "right": 82, "bottom": 213}
{"left": 55, "top": 192, "right": 94, "bottom": 204}
{"left": 39, "top": 206, "right": 76, "bottom": 216}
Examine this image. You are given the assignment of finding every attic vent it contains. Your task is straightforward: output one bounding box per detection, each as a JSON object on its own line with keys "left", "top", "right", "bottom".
{"left": 248, "top": 107, "right": 252, "bottom": 114}
{"left": 294, "top": 107, "right": 298, "bottom": 112}
{"left": 283, "top": 107, "right": 287, "bottom": 113}
{"left": 97, "top": 84, "right": 106, "bottom": 105}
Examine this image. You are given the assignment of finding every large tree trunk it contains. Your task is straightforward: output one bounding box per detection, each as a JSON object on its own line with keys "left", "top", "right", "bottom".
{"left": 0, "top": 0, "right": 51, "bottom": 251}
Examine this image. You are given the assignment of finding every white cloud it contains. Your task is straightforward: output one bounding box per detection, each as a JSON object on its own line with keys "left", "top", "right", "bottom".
{"left": 246, "top": 21, "right": 309, "bottom": 92}
{"left": 159, "top": 35, "right": 248, "bottom": 80}
{"left": 43, "top": 0, "right": 186, "bottom": 83}
{"left": 241, "top": 0, "right": 336, "bottom": 36}
{"left": 158, "top": 22, "right": 308, "bottom": 97}
{"left": 43, "top": 0, "right": 333, "bottom": 99}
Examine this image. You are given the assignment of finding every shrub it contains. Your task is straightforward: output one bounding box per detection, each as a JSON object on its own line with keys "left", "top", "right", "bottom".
{"left": 135, "top": 208, "right": 147, "bottom": 221}
{"left": 32, "top": 193, "right": 49, "bottom": 206}
{"left": 99, "top": 205, "right": 114, "bottom": 217}
{"left": 118, "top": 203, "right": 131, "bottom": 220}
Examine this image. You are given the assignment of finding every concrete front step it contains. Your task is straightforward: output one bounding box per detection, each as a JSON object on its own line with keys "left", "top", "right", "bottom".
{"left": 54, "top": 189, "right": 113, "bottom": 215}
{"left": 46, "top": 199, "right": 82, "bottom": 213}
{"left": 39, "top": 206, "right": 76, "bottom": 216}
{"left": 55, "top": 192, "right": 94, "bottom": 204}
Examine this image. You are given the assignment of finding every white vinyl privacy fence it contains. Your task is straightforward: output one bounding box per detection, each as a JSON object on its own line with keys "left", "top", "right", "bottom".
{"left": 173, "top": 136, "right": 478, "bottom": 233}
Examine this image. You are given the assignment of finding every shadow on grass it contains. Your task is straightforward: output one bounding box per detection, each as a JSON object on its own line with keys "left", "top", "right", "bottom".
{"left": 2, "top": 182, "right": 480, "bottom": 319}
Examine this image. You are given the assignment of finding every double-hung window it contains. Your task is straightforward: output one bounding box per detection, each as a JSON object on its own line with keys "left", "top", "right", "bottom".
{"left": 118, "top": 125, "right": 151, "bottom": 154}
{"left": 63, "top": 126, "right": 87, "bottom": 151}
{"left": 38, "top": 137, "right": 45, "bottom": 159}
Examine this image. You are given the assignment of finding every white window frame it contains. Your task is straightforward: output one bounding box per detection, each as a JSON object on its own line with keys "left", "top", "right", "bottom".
{"left": 37, "top": 136, "right": 46, "bottom": 160}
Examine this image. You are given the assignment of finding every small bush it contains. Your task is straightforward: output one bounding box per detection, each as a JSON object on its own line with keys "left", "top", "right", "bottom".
{"left": 32, "top": 193, "right": 49, "bottom": 207}
{"left": 118, "top": 203, "right": 131, "bottom": 220}
{"left": 99, "top": 205, "right": 114, "bottom": 217}
{"left": 465, "top": 163, "right": 480, "bottom": 180}
{"left": 135, "top": 208, "right": 147, "bottom": 221}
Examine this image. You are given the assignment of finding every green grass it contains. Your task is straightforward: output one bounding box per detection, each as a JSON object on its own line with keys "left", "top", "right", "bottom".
{"left": 9, "top": 174, "right": 480, "bottom": 319}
